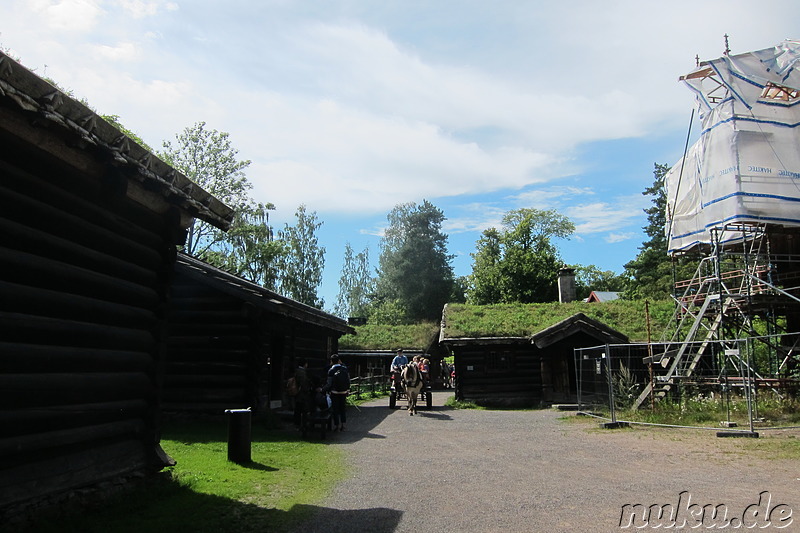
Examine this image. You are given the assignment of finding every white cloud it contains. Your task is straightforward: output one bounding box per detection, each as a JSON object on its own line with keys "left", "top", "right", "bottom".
{"left": 568, "top": 196, "right": 648, "bottom": 235}
{"left": 605, "top": 232, "right": 636, "bottom": 244}
{"left": 92, "top": 41, "right": 139, "bottom": 61}
{"left": 117, "top": 0, "right": 177, "bottom": 18}
{"left": 29, "top": 0, "right": 103, "bottom": 32}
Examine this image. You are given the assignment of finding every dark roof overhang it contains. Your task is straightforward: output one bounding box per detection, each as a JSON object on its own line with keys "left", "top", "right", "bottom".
{"left": 0, "top": 52, "right": 233, "bottom": 231}
{"left": 176, "top": 253, "right": 355, "bottom": 335}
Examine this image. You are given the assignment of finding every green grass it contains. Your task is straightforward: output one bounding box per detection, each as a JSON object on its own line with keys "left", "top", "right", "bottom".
{"left": 339, "top": 321, "right": 440, "bottom": 350}
{"left": 444, "top": 395, "right": 485, "bottom": 410}
{"left": 588, "top": 395, "right": 800, "bottom": 428}
{"left": 23, "top": 419, "right": 345, "bottom": 533}
{"left": 441, "top": 300, "right": 674, "bottom": 342}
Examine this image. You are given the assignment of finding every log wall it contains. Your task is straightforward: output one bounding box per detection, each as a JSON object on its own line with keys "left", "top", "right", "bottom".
{"left": 451, "top": 343, "right": 543, "bottom": 407}
{"left": 165, "top": 263, "right": 345, "bottom": 413}
{"left": 0, "top": 132, "right": 176, "bottom": 510}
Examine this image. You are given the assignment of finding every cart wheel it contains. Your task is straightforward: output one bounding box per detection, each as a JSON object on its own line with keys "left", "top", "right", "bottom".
{"left": 389, "top": 391, "right": 397, "bottom": 409}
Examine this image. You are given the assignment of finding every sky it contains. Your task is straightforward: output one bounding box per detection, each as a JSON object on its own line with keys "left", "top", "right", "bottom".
{"left": 1, "top": 1, "right": 798, "bottom": 313}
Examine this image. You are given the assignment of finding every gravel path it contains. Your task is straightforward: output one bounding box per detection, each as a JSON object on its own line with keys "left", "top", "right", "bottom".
{"left": 290, "top": 392, "right": 800, "bottom": 532}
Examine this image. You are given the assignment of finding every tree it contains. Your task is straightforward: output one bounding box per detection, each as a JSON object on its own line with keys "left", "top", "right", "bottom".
{"left": 468, "top": 208, "right": 574, "bottom": 304}
{"left": 468, "top": 228, "right": 504, "bottom": 304}
{"left": 623, "top": 163, "right": 697, "bottom": 299}
{"left": 375, "top": 200, "right": 455, "bottom": 322}
{"left": 572, "top": 264, "right": 627, "bottom": 300}
{"left": 334, "top": 243, "right": 373, "bottom": 319}
{"left": 160, "top": 122, "right": 253, "bottom": 256}
{"left": 204, "top": 203, "right": 285, "bottom": 290}
{"left": 278, "top": 205, "right": 325, "bottom": 308}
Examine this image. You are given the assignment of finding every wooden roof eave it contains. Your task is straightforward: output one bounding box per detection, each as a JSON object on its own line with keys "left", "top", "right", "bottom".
{"left": 176, "top": 254, "right": 355, "bottom": 335}
{"left": 0, "top": 52, "right": 233, "bottom": 231}
{"left": 531, "top": 313, "right": 628, "bottom": 349}
{"left": 439, "top": 336, "right": 531, "bottom": 347}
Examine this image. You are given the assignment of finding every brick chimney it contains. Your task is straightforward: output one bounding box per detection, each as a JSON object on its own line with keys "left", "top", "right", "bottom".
{"left": 557, "top": 267, "right": 576, "bottom": 303}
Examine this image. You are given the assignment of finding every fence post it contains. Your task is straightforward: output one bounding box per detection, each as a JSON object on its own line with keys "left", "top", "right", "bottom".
{"left": 605, "top": 344, "right": 616, "bottom": 424}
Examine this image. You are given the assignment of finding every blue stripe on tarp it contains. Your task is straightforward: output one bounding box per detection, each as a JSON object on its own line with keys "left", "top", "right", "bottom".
{"left": 702, "top": 190, "right": 800, "bottom": 209}
{"left": 729, "top": 68, "right": 765, "bottom": 90}
{"left": 700, "top": 114, "right": 800, "bottom": 136}
{"left": 711, "top": 61, "right": 752, "bottom": 110}
{"left": 670, "top": 211, "right": 800, "bottom": 242}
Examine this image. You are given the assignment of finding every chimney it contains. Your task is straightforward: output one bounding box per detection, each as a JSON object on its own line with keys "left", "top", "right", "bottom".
{"left": 558, "top": 267, "right": 576, "bottom": 303}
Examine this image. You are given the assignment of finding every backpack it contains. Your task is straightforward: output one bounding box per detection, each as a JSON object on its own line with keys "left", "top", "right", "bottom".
{"left": 331, "top": 365, "right": 350, "bottom": 391}
{"left": 286, "top": 376, "right": 298, "bottom": 396}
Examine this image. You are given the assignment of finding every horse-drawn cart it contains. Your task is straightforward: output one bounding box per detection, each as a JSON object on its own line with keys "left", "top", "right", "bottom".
{"left": 389, "top": 369, "right": 433, "bottom": 410}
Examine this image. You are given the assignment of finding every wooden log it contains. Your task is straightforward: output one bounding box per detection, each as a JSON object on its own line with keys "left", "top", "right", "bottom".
{"left": 0, "top": 399, "right": 149, "bottom": 435}
{"left": 0, "top": 312, "right": 156, "bottom": 350}
{"left": 0, "top": 246, "right": 160, "bottom": 309}
{"left": 0, "top": 160, "right": 165, "bottom": 260}
{"left": 0, "top": 280, "right": 157, "bottom": 329}
{"left": 0, "top": 342, "right": 152, "bottom": 373}
{"left": 0, "top": 372, "right": 153, "bottom": 408}
{"left": 0, "top": 215, "right": 158, "bottom": 287}
{"left": 0, "top": 419, "right": 145, "bottom": 456}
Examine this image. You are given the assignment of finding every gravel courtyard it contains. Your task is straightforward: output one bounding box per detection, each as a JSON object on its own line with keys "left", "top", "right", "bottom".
{"left": 291, "top": 392, "right": 799, "bottom": 533}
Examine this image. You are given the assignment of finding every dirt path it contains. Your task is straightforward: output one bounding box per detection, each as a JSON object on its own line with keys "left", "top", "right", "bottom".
{"left": 291, "top": 392, "right": 800, "bottom": 532}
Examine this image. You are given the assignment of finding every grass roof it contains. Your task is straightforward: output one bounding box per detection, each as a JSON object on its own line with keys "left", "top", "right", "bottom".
{"left": 338, "top": 299, "right": 676, "bottom": 350}
{"left": 442, "top": 300, "right": 675, "bottom": 342}
{"left": 339, "top": 322, "right": 440, "bottom": 351}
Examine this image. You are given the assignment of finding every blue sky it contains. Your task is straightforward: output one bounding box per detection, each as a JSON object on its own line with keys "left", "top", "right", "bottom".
{"left": 2, "top": 1, "right": 798, "bottom": 311}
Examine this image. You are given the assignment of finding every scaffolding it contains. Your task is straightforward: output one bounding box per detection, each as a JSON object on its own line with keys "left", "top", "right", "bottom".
{"left": 632, "top": 223, "right": 800, "bottom": 412}
{"left": 628, "top": 39, "right": 800, "bottom": 417}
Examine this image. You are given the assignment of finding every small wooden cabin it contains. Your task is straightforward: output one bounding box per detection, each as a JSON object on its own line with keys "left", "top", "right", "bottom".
{"left": 442, "top": 312, "right": 629, "bottom": 406}
{"left": 533, "top": 313, "right": 628, "bottom": 403}
{"left": 165, "top": 254, "right": 354, "bottom": 413}
{"left": 0, "top": 52, "right": 232, "bottom": 515}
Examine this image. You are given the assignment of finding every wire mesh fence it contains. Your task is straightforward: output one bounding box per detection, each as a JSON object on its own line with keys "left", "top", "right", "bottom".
{"left": 574, "top": 334, "right": 800, "bottom": 433}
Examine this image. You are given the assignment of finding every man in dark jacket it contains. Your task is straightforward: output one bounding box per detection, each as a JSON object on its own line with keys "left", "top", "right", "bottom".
{"left": 326, "top": 354, "right": 350, "bottom": 431}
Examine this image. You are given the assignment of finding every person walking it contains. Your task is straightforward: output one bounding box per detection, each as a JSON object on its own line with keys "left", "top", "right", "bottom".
{"left": 326, "top": 354, "right": 350, "bottom": 432}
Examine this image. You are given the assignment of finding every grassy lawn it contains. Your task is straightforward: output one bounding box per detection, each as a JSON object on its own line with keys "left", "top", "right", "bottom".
{"left": 22, "top": 418, "right": 346, "bottom": 533}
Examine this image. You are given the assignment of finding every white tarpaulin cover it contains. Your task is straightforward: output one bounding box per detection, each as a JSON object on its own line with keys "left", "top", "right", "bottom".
{"left": 666, "top": 40, "right": 800, "bottom": 252}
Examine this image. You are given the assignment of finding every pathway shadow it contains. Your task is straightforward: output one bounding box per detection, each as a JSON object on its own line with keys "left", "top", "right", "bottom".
{"left": 8, "top": 475, "right": 403, "bottom": 533}
{"left": 289, "top": 504, "right": 403, "bottom": 533}
{"left": 415, "top": 411, "right": 453, "bottom": 421}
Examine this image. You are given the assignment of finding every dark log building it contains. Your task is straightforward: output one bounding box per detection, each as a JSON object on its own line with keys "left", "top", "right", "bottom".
{"left": 0, "top": 52, "right": 232, "bottom": 515}
{"left": 442, "top": 313, "right": 629, "bottom": 407}
{"left": 166, "top": 254, "right": 353, "bottom": 414}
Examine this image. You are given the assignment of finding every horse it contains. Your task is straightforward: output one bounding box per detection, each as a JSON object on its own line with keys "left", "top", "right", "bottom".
{"left": 400, "top": 363, "right": 424, "bottom": 415}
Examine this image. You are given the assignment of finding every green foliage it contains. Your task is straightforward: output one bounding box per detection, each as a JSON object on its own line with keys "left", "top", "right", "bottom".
{"left": 101, "top": 114, "right": 153, "bottom": 152}
{"left": 612, "top": 363, "right": 641, "bottom": 409}
{"left": 375, "top": 200, "right": 455, "bottom": 321}
{"left": 572, "top": 264, "right": 626, "bottom": 300}
{"left": 339, "top": 321, "right": 440, "bottom": 350}
{"left": 468, "top": 208, "right": 575, "bottom": 304}
{"left": 441, "top": 300, "right": 674, "bottom": 342}
{"left": 366, "top": 299, "right": 408, "bottom": 326}
{"left": 161, "top": 122, "right": 288, "bottom": 291}
{"left": 277, "top": 205, "right": 325, "bottom": 308}
{"left": 204, "top": 203, "right": 285, "bottom": 290}
{"left": 622, "top": 393, "right": 800, "bottom": 427}
{"left": 334, "top": 243, "right": 373, "bottom": 318}
{"left": 623, "top": 163, "right": 700, "bottom": 299}
{"left": 444, "top": 396, "right": 485, "bottom": 409}
{"left": 161, "top": 122, "right": 255, "bottom": 256}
